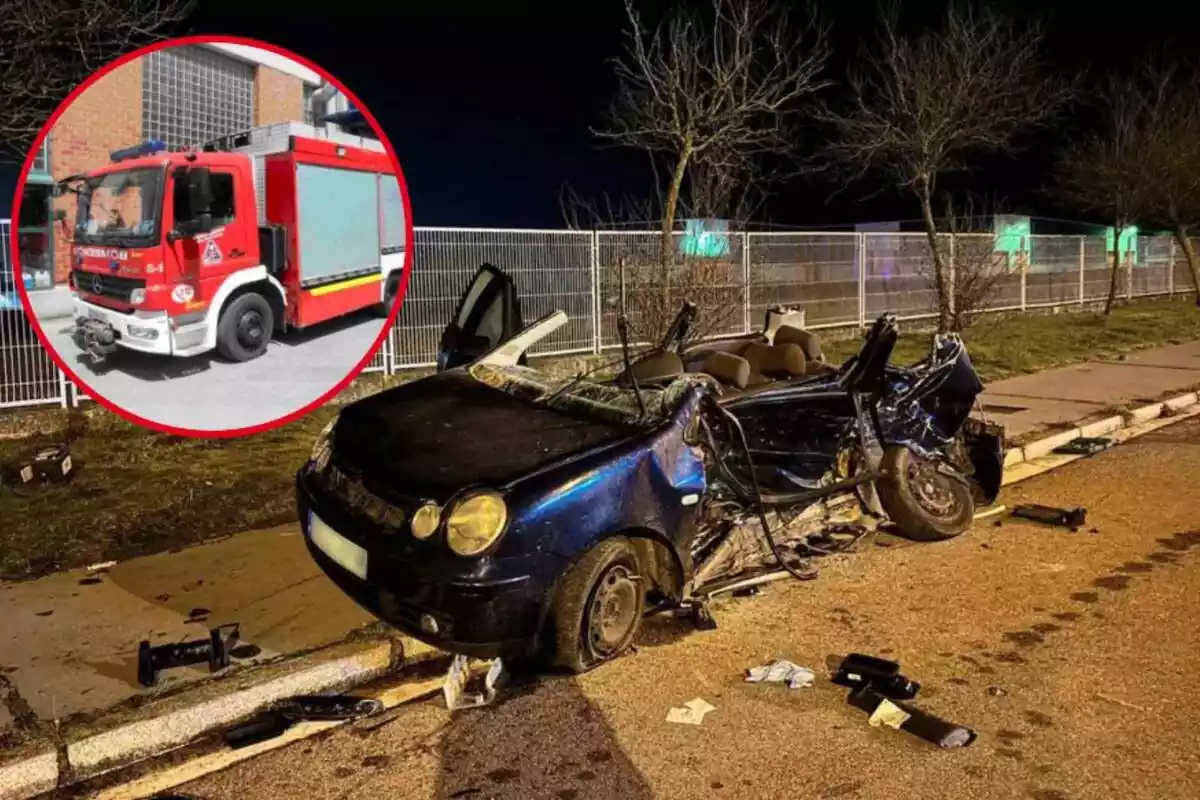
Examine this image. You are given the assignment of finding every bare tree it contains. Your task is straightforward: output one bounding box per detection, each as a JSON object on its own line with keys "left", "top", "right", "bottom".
{"left": 819, "top": 2, "right": 1075, "bottom": 331}
{"left": 917, "top": 194, "right": 1015, "bottom": 331}
{"left": 560, "top": 155, "right": 767, "bottom": 346}
{"left": 596, "top": 0, "right": 831, "bottom": 316}
{"left": 0, "top": 0, "right": 194, "bottom": 163}
{"left": 1135, "top": 64, "right": 1200, "bottom": 305}
{"left": 1053, "top": 64, "right": 1171, "bottom": 314}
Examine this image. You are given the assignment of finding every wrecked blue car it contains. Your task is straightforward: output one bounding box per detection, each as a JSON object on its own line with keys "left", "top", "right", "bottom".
{"left": 297, "top": 264, "right": 1005, "bottom": 672}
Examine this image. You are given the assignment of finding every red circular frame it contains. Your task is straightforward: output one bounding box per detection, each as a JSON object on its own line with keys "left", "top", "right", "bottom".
{"left": 9, "top": 34, "right": 415, "bottom": 439}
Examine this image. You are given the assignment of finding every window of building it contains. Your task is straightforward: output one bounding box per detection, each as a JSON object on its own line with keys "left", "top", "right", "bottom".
{"left": 31, "top": 138, "right": 48, "bottom": 173}
{"left": 304, "top": 83, "right": 328, "bottom": 128}
{"left": 143, "top": 45, "right": 255, "bottom": 150}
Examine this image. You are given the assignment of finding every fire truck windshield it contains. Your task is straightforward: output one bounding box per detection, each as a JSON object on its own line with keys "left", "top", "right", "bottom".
{"left": 74, "top": 167, "right": 164, "bottom": 247}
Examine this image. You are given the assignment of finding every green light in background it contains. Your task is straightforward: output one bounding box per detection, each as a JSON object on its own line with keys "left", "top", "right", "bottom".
{"left": 1106, "top": 225, "right": 1138, "bottom": 265}
{"left": 681, "top": 219, "right": 731, "bottom": 258}
{"left": 993, "top": 215, "right": 1031, "bottom": 255}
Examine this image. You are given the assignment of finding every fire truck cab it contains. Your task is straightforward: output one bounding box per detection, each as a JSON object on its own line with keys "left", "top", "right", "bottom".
{"left": 65, "top": 122, "right": 406, "bottom": 364}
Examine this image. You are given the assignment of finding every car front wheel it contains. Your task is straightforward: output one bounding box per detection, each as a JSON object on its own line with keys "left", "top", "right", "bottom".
{"left": 877, "top": 446, "right": 976, "bottom": 541}
{"left": 551, "top": 537, "right": 645, "bottom": 674}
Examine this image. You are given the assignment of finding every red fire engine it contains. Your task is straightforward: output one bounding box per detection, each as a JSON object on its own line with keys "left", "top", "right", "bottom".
{"left": 62, "top": 122, "right": 408, "bottom": 363}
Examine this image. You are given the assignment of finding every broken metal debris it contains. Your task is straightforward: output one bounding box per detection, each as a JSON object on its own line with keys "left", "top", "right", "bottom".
{"left": 745, "top": 660, "right": 815, "bottom": 689}
{"left": 1052, "top": 436, "right": 1112, "bottom": 457}
{"left": 666, "top": 697, "right": 717, "bottom": 725}
{"left": 137, "top": 623, "right": 240, "bottom": 687}
{"left": 831, "top": 654, "right": 975, "bottom": 748}
{"left": 443, "top": 654, "right": 506, "bottom": 711}
{"left": 86, "top": 560, "right": 117, "bottom": 574}
{"left": 848, "top": 685, "right": 977, "bottom": 748}
{"left": 222, "top": 694, "right": 385, "bottom": 748}
{"left": 1011, "top": 504, "right": 1087, "bottom": 529}
{"left": 832, "top": 653, "right": 920, "bottom": 701}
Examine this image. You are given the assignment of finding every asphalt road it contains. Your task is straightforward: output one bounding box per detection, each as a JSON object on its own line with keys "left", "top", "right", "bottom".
{"left": 33, "top": 309, "right": 387, "bottom": 432}
{"left": 177, "top": 418, "right": 1200, "bottom": 799}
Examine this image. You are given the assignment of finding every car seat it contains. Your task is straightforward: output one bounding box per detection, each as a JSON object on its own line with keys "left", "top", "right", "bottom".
{"left": 701, "top": 351, "right": 752, "bottom": 390}
{"left": 616, "top": 350, "right": 686, "bottom": 386}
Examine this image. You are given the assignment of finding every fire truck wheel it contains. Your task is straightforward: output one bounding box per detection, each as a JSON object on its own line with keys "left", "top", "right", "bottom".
{"left": 216, "top": 293, "right": 274, "bottom": 362}
{"left": 374, "top": 275, "right": 400, "bottom": 318}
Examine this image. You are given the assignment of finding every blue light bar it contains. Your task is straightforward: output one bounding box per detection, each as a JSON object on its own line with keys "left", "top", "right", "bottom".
{"left": 110, "top": 139, "right": 168, "bottom": 163}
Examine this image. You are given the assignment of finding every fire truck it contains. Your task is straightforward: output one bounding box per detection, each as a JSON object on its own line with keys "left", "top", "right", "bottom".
{"left": 61, "top": 121, "right": 407, "bottom": 363}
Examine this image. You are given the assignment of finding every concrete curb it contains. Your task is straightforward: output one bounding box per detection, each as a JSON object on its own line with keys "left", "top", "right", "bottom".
{"left": 1000, "top": 390, "right": 1199, "bottom": 467}
{"left": 0, "top": 640, "right": 397, "bottom": 800}
{"left": 4, "top": 391, "right": 1200, "bottom": 800}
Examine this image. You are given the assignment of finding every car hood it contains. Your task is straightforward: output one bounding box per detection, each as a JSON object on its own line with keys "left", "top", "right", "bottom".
{"left": 330, "top": 370, "right": 636, "bottom": 503}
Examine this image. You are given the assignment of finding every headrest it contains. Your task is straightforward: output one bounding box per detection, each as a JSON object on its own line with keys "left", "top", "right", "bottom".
{"left": 702, "top": 351, "right": 751, "bottom": 390}
{"left": 739, "top": 342, "right": 773, "bottom": 372}
{"left": 628, "top": 351, "right": 684, "bottom": 382}
{"left": 773, "top": 325, "right": 823, "bottom": 362}
{"left": 759, "top": 343, "right": 807, "bottom": 377}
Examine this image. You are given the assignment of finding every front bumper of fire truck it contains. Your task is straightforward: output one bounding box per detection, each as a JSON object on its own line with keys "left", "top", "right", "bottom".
{"left": 71, "top": 296, "right": 206, "bottom": 359}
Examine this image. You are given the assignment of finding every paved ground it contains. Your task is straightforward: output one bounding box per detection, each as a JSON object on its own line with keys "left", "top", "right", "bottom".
{"left": 0, "top": 526, "right": 374, "bottom": 725}
{"left": 978, "top": 340, "right": 1200, "bottom": 439}
{"left": 32, "top": 308, "right": 386, "bottom": 432}
{"left": 175, "top": 418, "right": 1200, "bottom": 800}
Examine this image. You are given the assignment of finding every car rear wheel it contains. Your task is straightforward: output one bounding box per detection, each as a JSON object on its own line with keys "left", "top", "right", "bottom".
{"left": 551, "top": 537, "right": 645, "bottom": 674}
{"left": 877, "top": 446, "right": 975, "bottom": 541}
{"left": 216, "top": 292, "right": 273, "bottom": 362}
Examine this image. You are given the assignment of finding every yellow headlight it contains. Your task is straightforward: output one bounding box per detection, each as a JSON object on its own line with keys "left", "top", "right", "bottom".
{"left": 410, "top": 502, "right": 441, "bottom": 540}
{"left": 445, "top": 492, "right": 508, "bottom": 557}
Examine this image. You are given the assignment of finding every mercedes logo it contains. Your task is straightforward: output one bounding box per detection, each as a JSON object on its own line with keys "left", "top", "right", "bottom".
{"left": 90, "top": 274, "right": 102, "bottom": 295}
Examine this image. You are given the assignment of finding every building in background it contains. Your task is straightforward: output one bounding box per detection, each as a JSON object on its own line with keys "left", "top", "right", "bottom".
{"left": 10, "top": 42, "right": 356, "bottom": 317}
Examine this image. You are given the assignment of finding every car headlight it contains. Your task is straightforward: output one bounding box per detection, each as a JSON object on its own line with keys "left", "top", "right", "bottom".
{"left": 310, "top": 418, "right": 336, "bottom": 472}
{"left": 410, "top": 502, "right": 441, "bottom": 540}
{"left": 445, "top": 492, "right": 508, "bottom": 557}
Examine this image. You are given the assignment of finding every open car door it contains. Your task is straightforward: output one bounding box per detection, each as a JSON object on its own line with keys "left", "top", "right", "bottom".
{"left": 437, "top": 264, "right": 526, "bottom": 372}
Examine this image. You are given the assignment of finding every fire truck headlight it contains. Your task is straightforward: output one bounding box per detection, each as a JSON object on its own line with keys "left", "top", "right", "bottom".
{"left": 126, "top": 325, "right": 159, "bottom": 340}
{"left": 170, "top": 284, "right": 195, "bottom": 303}
{"left": 129, "top": 288, "right": 147, "bottom": 306}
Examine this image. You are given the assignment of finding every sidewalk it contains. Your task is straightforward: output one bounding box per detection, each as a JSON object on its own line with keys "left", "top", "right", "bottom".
{"left": 2, "top": 339, "right": 1200, "bottom": 750}
{"left": 978, "top": 340, "right": 1200, "bottom": 440}
{"left": 0, "top": 526, "right": 376, "bottom": 746}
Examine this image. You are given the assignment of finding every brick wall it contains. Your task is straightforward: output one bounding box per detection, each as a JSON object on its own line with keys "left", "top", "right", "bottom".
{"left": 255, "top": 66, "right": 304, "bottom": 127}
{"left": 47, "top": 61, "right": 142, "bottom": 283}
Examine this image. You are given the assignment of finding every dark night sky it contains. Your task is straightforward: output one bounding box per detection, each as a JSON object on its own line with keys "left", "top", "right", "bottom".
{"left": 4, "top": 0, "right": 1200, "bottom": 228}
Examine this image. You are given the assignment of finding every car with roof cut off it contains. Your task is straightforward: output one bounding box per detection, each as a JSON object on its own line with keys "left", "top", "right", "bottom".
{"left": 297, "top": 264, "right": 1005, "bottom": 672}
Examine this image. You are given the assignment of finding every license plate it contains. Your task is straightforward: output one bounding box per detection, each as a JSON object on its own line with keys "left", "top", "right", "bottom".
{"left": 308, "top": 512, "right": 368, "bottom": 579}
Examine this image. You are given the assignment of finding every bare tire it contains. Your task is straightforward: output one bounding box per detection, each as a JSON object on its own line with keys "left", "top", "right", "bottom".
{"left": 551, "top": 537, "right": 645, "bottom": 674}
{"left": 374, "top": 274, "right": 400, "bottom": 319}
{"left": 216, "top": 292, "right": 273, "bottom": 362}
{"left": 877, "top": 446, "right": 975, "bottom": 541}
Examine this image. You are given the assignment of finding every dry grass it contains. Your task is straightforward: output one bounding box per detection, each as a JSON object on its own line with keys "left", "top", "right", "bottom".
{"left": 1, "top": 296, "right": 1197, "bottom": 581}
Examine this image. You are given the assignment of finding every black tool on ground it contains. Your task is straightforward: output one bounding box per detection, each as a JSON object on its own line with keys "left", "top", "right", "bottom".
{"left": 221, "top": 694, "right": 385, "bottom": 749}
{"left": 1052, "top": 437, "right": 1112, "bottom": 457}
{"left": 1010, "top": 504, "right": 1087, "bottom": 529}
{"left": 847, "top": 684, "right": 977, "bottom": 748}
{"left": 137, "top": 623, "right": 240, "bottom": 687}
{"left": 831, "top": 653, "right": 921, "bottom": 700}
{"left": 680, "top": 599, "right": 718, "bottom": 630}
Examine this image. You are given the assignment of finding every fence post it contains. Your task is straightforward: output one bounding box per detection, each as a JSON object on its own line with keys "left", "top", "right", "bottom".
{"left": 1168, "top": 237, "right": 1176, "bottom": 296}
{"left": 1125, "top": 246, "right": 1134, "bottom": 299}
{"left": 742, "top": 232, "right": 752, "bottom": 335}
{"left": 857, "top": 232, "right": 867, "bottom": 328}
{"left": 1019, "top": 237, "right": 1027, "bottom": 311}
{"left": 590, "top": 231, "right": 601, "bottom": 354}
{"left": 1078, "top": 237, "right": 1086, "bottom": 305}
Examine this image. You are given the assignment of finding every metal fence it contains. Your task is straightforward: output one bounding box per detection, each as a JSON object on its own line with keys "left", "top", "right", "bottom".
{"left": 2, "top": 223, "right": 1197, "bottom": 411}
